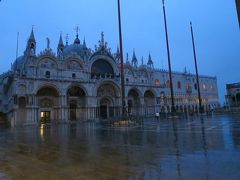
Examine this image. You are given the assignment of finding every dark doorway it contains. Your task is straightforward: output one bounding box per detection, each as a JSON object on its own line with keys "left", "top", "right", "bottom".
{"left": 128, "top": 100, "right": 133, "bottom": 114}
{"left": 41, "top": 111, "right": 50, "bottom": 124}
{"left": 70, "top": 103, "right": 77, "bottom": 121}
{"left": 100, "top": 105, "right": 107, "bottom": 119}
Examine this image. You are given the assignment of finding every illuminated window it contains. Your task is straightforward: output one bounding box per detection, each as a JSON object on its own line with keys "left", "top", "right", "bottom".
{"left": 155, "top": 79, "right": 160, "bottom": 86}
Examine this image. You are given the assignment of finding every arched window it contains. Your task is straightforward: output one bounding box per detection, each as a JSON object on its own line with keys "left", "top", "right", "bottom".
{"left": 30, "top": 43, "right": 35, "bottom": 49}
{"left": 177, "top": 81, "right": 181, "bottom": 89}
{"left": 155, "top": 79, "right": 160, "bottom": 86}
{"left": 194, "top": 83, "right": 197, "bottom": 90}
{"left": 91, "top": 59, "right": 114, "bottom": 78}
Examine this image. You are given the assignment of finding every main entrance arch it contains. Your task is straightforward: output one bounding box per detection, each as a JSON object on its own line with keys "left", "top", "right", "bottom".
{"left": 67, "top": 85, "right": 86, "bottom": 121}
{"left": 99, "top": 97, "right": 114, "bottom": 119}
{"left": 36, "top": 86, "right": 60, "bottom": 124}
{"left": 97, "top": 82, "right": 120, "bottom": 119}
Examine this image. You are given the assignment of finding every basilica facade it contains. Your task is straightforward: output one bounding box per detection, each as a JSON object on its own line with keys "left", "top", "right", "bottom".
{"left": 0, "top": 30, "right": 219, "bottom": 126}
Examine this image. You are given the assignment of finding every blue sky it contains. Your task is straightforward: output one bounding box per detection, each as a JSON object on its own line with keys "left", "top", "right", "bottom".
{"left": 0, "top": 0, "right": 239, "bottom": 103}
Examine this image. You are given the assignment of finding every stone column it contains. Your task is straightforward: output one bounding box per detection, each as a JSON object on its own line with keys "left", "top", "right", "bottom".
{"left": 62, "top": 95, "right": 68, "bottom": 123}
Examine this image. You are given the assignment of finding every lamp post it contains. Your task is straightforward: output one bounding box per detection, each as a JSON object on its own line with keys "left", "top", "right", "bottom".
{"left": 190, "top": 22, "right": 203, "bottom": 113}
{"left": 117, "top": 0, "right": 126, "bottom": 116}
{"left": 162, "top": 0, "right": 176, "bottom": 113}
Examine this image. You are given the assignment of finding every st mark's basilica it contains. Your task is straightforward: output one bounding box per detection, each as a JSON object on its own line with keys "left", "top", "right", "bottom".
{"left": 0, "top": 30, "right": 219, "bottom": 125}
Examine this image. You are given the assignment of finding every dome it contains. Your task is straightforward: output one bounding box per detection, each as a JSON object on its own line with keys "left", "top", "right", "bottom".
{"left": 63, "top": 44, "right": 84, "bottom": 57}
{"left": 13, "top": 56, "right": 25, "bottom": 71}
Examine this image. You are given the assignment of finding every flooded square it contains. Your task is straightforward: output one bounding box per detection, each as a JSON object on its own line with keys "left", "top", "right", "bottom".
{"left": 0, "top": 114, "right": 240, "bottom": 179}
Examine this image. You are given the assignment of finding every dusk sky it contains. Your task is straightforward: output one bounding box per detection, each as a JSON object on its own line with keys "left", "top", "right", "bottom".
{"left": 0, "top": 0, "right": 239, "bottom": 104}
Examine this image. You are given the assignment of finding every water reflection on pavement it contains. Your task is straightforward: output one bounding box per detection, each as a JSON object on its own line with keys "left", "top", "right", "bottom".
{"left": 0, "top": 114, "right": 240, "bottom": 180}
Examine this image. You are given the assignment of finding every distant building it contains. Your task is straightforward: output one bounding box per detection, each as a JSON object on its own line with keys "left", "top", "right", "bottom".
{"left": 225, "top": 82, "right": 240, "bottom": 107}
{"left": 236, "top": 0, "right": 240, "bottom": 26}
{"left": 0, "top": 30, "right": 219, "bottom": 126}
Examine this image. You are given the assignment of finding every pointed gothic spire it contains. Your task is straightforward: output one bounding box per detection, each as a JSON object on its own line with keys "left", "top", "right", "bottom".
{"left": 131, "top": 49, "right": 138, "bottom": 67}
{"left": 29, "top": 27, "right": 36, "bottom": 42}
{"left": 83, "top": 37, "right": 87, "bottom": 48}
{"left": 116, "top": 46, "right": 120, "bottom": 55}
{"left": 115, "top": 46, "right": 120, "bottom": 63}
{"left": 58, "top": 33, "right": 64, "bottom": 47}
{"left": 126, "top": 53, "right": 130, "bottom": 64}
{"left": 25, "top": 28, "right": 36, "bottom": 56}
{"left": 57, "top": 34, "right": 64, "bottom": 60}
{"left": 147, "top": 52, "right": 154, "bottom": 68}
{"left": 141, "top": 56, "right": 144, "bottom": 65}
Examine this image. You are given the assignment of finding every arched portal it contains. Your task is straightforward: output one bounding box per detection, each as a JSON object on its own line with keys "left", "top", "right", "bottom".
{"left": 144, "top": 90, "right": 155, "bottom": 115}
{"left": 127, "top": 89, "right": 141, "bottom": 115}
{"left": 99, "top": 97, "right": 114, "bottom": 119}
{"left": 36, "top": 86, "right": 59, "bottom": 124}
{"left": 67, "top": 86, "right": 86, "bottom": 121}
{"left": 97, "top": 83, "right": 120, "bottom": 119}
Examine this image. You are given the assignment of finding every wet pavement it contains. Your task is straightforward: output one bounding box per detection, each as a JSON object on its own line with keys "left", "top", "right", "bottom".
{"left": 0, "top": 114, "right": 240, "bottom": 180}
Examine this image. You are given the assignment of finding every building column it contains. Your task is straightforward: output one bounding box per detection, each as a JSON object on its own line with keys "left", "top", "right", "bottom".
{"left": 62, "top": 95, "right": 68, "bottom": 123}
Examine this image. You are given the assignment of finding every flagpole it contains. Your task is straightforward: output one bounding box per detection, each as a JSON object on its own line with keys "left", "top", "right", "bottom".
{"left": 117, "top": 0, "right": 126, "bottom": 116}
{"left": 190, "top": 22, "right": 203, "bottom": 113}
{"left": 162, "top": 0, "right": 176, "bottom": 113}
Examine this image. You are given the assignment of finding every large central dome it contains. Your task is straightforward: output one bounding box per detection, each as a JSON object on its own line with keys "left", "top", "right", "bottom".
{"left": 62, "top": 35, "right": 91, "bottom": 59}
{"left": 63, "top": 44, "right": 85, "bottom": 57}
